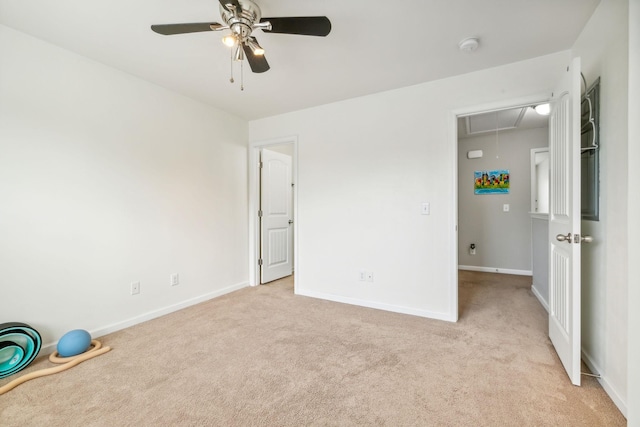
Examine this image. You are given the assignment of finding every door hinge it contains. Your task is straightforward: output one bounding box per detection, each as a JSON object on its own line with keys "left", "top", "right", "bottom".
{"left": 258, "top": 259, "right": 263, "bottom": 266}
{"left": 258, "top": 210, "right": 263, "bottom": 218}
{"left": 259, "top": 161, "right": 263, "bottom": 169}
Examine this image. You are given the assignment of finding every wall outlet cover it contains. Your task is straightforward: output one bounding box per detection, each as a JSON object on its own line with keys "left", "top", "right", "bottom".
{"left": 131, "top": 281, "right": 140, "bottom": 295}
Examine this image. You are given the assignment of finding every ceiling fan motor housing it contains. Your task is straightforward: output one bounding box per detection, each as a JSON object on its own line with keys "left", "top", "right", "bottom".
{"left": 220, "top": 0, "right": 261, "bottom": 42}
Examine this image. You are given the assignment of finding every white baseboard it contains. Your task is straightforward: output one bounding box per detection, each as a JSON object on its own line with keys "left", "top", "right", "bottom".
{"left": 531, "top": 284, "right": 549, "bottom": 312}
{"left": 581, "top": 349, "right": 627, "bottom": 418}
{"left": 40, "top": 281, "right": 249, "bottom": 355}
{"left": 296, "top": 289, "right": 456, "bottom": 322}
{"left": 458, "top": 265, "right": 532, "bottom": 276}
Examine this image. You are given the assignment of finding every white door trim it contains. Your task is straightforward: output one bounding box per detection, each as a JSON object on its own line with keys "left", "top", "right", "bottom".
{"left": 449, "top": 93, "right": 551, "bottom": 322}
{"left": 248, "top": 135, "right": 298, "bottom": 288}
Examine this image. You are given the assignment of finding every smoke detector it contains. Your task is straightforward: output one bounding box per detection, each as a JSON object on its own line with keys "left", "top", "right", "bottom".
{"left": 459, "top": 37, "right": 479, "bottom": 53}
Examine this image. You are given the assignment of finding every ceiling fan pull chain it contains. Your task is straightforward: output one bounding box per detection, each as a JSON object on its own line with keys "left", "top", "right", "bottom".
{"left": 240, "top": 56, "right": 244, "bottom": 91}
{"left": 495, "top": 110, "right": 500, "bottom": 159}
{"left": 230, "top": 46, "right": 235, "bottom": 83}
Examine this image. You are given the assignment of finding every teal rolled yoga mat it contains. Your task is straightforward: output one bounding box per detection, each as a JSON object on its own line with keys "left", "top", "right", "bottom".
{"left": 0, "top": 322, "right": 42, "bottom": 379}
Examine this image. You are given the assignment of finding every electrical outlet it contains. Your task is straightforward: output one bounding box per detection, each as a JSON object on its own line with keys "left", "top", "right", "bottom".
{"left": 359, "top": 270, "right": 366, "bottom": 281}
{"left": 470, "top": 243, "right": 476, "bottom": 255}
{"left": 171, "top": 273, "right": 179, "bottom": 286}
{"left": 503, "top": 204, "right": 510, "bottom": 212}
{"left": 131, "top": 281, "right": 140, "bottom": 295}
{"left": 366, "top": 272, "right": 374, "bottom": 282}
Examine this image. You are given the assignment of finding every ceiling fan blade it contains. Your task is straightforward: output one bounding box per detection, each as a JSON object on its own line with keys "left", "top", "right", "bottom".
{"left": 242, "top": 42, "right": 270, "bottom": 73}
{"left": 219, "top": 0, "right": 242, "bottom": 13}
{"left": 151, "top": 22, "right": 224, "bottom": 35}
{"left": 260, "top": 16, "right": 331, "bottom": 36}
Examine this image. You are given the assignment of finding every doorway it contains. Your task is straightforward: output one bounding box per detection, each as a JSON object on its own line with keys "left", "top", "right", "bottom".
{"left": 260, "top": 146, "right": 293, "bottom": 283}
{"left": 249, "top": 136, "right": 298, "bottom": 289}
{"left": 452, "top": 96, "right": 550, "bottom": 320}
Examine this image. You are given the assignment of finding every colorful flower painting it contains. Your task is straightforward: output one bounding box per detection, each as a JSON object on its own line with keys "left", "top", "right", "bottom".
{"left": 474, "top": 169, "right": 510, "bottom": 194}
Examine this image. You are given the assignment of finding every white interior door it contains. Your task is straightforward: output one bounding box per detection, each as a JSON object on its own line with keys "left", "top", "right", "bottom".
{"left": 548, "top": 57, "right": 582, "bottom": 386}
{"left": 260, "top": 148, "right": 293, "bottom": 283}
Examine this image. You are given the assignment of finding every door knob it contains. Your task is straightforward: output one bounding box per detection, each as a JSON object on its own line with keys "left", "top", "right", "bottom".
{"left": 556, "top": 233, "right": 572, "bottom": 243}
{"left": 580, "top": 235, "right": 593, "bottom": 243}
{"left": 288, "top": 220, "right": 293, "bottom": 224}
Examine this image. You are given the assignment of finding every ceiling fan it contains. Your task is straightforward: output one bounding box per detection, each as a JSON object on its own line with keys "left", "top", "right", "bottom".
{"left": 151, "top": 0, "right": 331, "bottom": 76}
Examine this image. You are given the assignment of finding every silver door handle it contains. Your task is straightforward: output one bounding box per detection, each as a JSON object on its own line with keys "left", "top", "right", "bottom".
{"left": 556, "top": 233, "right": 572, "bottom": 243}
{"left": 580, "top": 235, "right": 593, "bottom": 243}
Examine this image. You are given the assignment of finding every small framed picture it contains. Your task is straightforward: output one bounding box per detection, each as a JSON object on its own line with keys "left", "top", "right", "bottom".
{"left": 474, "top": 169, "right": 509, "bottom": 195}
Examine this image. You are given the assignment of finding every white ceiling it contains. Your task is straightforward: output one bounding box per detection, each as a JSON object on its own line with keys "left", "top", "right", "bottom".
{"left": 0, "top": 0, "right": 600, "bottom": 120}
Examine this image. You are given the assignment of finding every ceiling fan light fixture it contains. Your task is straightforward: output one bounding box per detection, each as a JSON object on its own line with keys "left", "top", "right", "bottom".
{"left": 233, "top": 44, "right": 245, "bottom": 61}
{"left": 222, "top": 34, "right": 237, "bottom": 47}
{"left": 246, "top": 38, "right": 265, "bottom": 55}
{"left": 534, "top": 103, "right": 551, "bottom": 116}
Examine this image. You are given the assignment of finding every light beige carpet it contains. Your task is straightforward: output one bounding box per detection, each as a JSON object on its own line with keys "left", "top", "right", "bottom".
{"left": 0, "top": 271, "right": 625, "bottom": 426}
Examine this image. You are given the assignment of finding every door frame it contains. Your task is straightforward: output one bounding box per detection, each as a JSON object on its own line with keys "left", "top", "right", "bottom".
{"left": 450, "top": 93, "right": 551, "bottom": 321}
{"left": 248, "top": 135, "right": 298, "bottom": 288}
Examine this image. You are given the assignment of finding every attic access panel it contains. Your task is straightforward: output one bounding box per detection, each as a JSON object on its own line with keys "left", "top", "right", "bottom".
{"left": 465, "top": 108, "right": 527, "bottom": 135}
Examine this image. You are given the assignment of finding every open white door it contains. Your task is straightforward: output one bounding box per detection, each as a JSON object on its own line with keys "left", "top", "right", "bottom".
{"left": 260, "top": 148, "right": 293, "bottom": 283}
{"left": 548, "top": 57, "right": 582, "bottom": 386}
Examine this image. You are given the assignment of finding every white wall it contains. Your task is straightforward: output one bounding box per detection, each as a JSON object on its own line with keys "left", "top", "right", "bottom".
{"left": 531, "top": 217, "right": 549, "bottom": 309}
{"left": 266, "top": 144, "right": 294, "bottom": 157}
{"left": 250, "top": 51, "right": 570, "bottom": 321}
{"left": 627, "top": 1, "right": 640, "bottom": 425}
{"left": 0, "top": 25, "right": 249, "bottom": 349}
{"left": 571, "top": 0, "right": 629, "bottom": 414}
{"left": 458, "top": 127, "right": 548, "bottom": 273}
{"left": 535, "top": 154, "right": 550, "bottom": 213}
